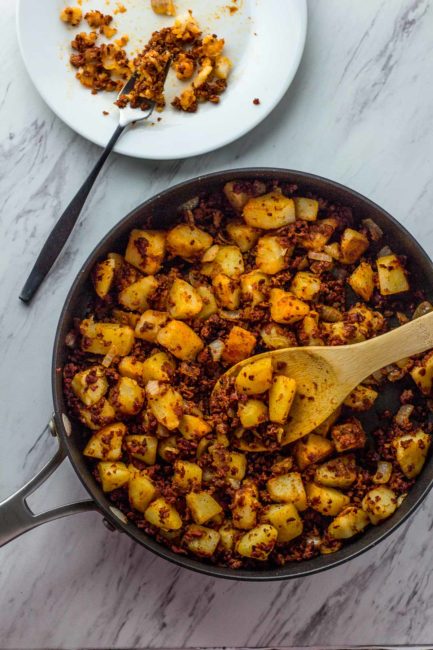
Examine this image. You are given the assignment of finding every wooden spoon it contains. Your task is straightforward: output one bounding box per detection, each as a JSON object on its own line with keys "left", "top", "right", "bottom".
{"left": 213, "top": 310, "right": 433, "bottom": 447}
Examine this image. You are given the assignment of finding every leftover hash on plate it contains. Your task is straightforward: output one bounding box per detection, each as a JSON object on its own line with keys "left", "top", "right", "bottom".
{"left": 63, "top": 179, "right": 433, "bottom": 568}
{"left": 60, "top": 4, "right": 232, "bottom": 113}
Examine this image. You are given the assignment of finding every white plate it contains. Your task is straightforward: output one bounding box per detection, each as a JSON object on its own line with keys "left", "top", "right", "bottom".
{"left": 17, "top": 0, "right": 307, "bottom": 159}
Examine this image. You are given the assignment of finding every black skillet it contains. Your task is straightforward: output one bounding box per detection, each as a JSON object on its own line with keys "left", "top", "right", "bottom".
{"left": 1, "top": 168, "right": 432, "bottom": 581}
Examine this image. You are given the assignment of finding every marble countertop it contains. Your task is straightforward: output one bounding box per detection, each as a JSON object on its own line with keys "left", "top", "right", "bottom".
{"left": 2, "top": 0, "right": 433, "bottom": 647}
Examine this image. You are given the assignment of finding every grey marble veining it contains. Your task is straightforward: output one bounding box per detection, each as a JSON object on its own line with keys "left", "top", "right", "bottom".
{"left": 2, "top": 0, "right": 433, "bottom": 647}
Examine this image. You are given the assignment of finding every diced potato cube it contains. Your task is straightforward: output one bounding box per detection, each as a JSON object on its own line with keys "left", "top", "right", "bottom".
{"left": 290, "top": 272, "right": 321, "bottom": 301}
{"left": 219, "top": 522, "right": 238, "bottom": 551}
{"left": 142, "top": 351, "right": 175, "bottom": 383}
{"left": 270, "top": 289, "right": 310, "bottom": 324}
{"left": 60, "top": 6, "right": 82, "bottom": 25}
{"left": 173, "top": 460, "right": 203, "bottom": 490}
{"left": 79, "top": 399, "right": 116, "bottom": 431}
{"left": 373, "top": 460, "right": 393, "bottom": 484}
{"left": 223, "top": 180, "right": 266, "bottom": 211}
{"left": 377, "top": 254, "right": 409, "bottom": 295}
{"left": 71, "top": 366, "right": 108, "bottom": 406}
{"left": 118, "top": 276, "right": 158, "bottom": 312}
{"left": 135, "top": 310, "right": 169, "bottom": 341}
{"left": 93, "top": 257, "right": 119, "bottom": 299}
{"left": 315, "top": 455, "right": 357, "bottom": 488}
{"left": 196, "top": 285, "right": 218, "bottom": 319}
{"left": 240, "top": 270, "right": 269, "bottom": 307}
{"left": 124, "top": 434, "right": 158, "bottom": 465}
{"left": 97, "top": 461, "right": 130, "bottom": 492}
{"left": 214, "top": 54, "right": 232, "bottom": 79}
{"left": 393, "top": 430, "right": 431, "bottom": 478}
{"left": 267, "top": 472, "right": 307, "bottom": 511}
{"left": 294, "top": 433, "right": 334, "bottom": 470}
{"left": 410, "top": 354, "right": 433, "bottom": 394}
{"left": 222, "top": 326, "right": 257, "bottom": 365}
{"left": 306, "top": 482, "right": 350, "bottom": 516}
{"left": 298, "top": 311, "right": 323, "bottom": 346}
{"left": 238, "top": 399, "right": 268, "bottom": 428}
{"left": 128, "top": 470, "right": 156, "bottom": 513}
{"left": 146, "top": 381, "right": 183, "bottom": 430}
{"left": 179, "top": 414, "right": 212, "bottom": 441}
{"left": 236, "top": 524, "right": 278, "bottom": 560}
{"left": 349, "top": 303, "right": 384, "bottom": 336}
{"left": 362, "top": 487, "right": 398, "bottom": 524}
{"left": 125, "top": 229, "right": 166, "bottom": 275}
{"left": 109, "top": 376, "right": 145, "bottom": 416}
{"left": 226, "top": 221, "right": 260, "bottom": 252}
{"left": 184, "top": 525, "right": 220, "bottom": 557}
{"left": 256, "top": 235, "right": 290, "bottom": 275}
{"left": 144, "top": 497, "right": 182, "bottom": 530}
{"left": 328, "top": 506, "right": 370, "bottom": 539}
{"left": 269, "top": 375, "right": 296, "bottom": 424}
{"left": 83, "top": 422, "right": 126, "bottom": 460}
{"left": 235, "top": 357, "right": 273, "bottom": 395}
{"left": 343, "top": 384, "right": 378, "bottom": 411}
{"left": 225, "top": 452, "right": 247, "bottom": 483}
{"left": 167, "top": 278, "right": 203, "bottom": 319}
{"left": 151, "top": 0, "right": 176, "bottom": 16}
{"left": 112, "top": 309, "right": 140, "bottom": 328}
{"left": 80, "top": 319, "right": 135, "bottom": 356}
{"left": 158, "top": 435, "right": 179, "bottom": 462}
{"left": 260, "top": 324, "right": 297, "bottom": 350}
{"left": 232, "top": 482, "right": 260, "bottom": 529}
{"left": 271, "top": 457, "right": 294, "bottom": 473}
{"left": 118, "top": 356, "right": 145, "bottom": 381}
{"left": 157, "top": 320, "right": 204, "bottom": 361}
{"left": 243, "top": 190, "right": 295, "bottom": 229}
{"left": 201, "top": 245, "right": 244, "bottom": 278}
{"left": 186, "top": 491, "right": 223, "bottom": 524}
{"left": 298, "top": 218, "right": 337, "bottom": 251}
{"left": 212, "top": 274, "right": 240, "bottom": 309}
{"left": 294, "top": 197, "right": 319, "bottom": 221}
{"left": 331, "top": 418, "right": 366, "bottom": 452}
{"left": 261, "top": 503, "right": 303, "bottom": 542}
{"left": 348, "top": 262, "right": 375, "bottom": 301}
{"left": 340, "top": 228, "right": 369, "bottom": 264}
{"left": 166, "top": 224, "right": 213, "bottom": 260}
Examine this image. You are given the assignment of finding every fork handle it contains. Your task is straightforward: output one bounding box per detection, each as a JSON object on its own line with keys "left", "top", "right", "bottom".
{"left": 19, "top": 123, "right": 125, "bottom": 304}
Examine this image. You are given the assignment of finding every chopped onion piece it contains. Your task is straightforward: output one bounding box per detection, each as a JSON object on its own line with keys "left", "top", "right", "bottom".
{"left": 308, "top": 251, "right": 332, "bottom": 262}
{"left": 373, "top": 461, "right": 393, "bottom": 484}
{"left": 219, "top": 310, "right": 242, "bottom": 320}
{"left": 362, "top": 218, "right": 383, "bottom": 241}
{"left": 202, "top": 244, "right": 220, "bottom": 262}
{"left": 208, "top": 339, "right": 225, "bottom": 361}
{"left": 377, "top": 245, "right": 392, "bottom": 258}
{"left": 179, "top": 196, "right": 199, "bottom": 211}
{"left": 412, "top": 301, "right": 433, "bottom": 320}
{"left": 395, "top": 404, "right": 414, "bottom": 427}
{"left": 102, "top": 344, "right": 117, "bottom": 368}
{"left": 65, "top": 331, "right": 77, "bottom": 348}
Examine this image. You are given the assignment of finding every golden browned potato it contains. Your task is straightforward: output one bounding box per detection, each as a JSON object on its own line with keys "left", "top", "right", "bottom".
{"left": 362, "top": 487, "right": 397, "bottom": 524}
{"left": 294, "top": 433, "right": 334, "bottom": 470}
{"left": 142, "top": 351, "right": 176, "bottom": 383}
{"left": 179, "top": 414, "right": 212, "bottom": 441}
{"left": 60, "top": 6, "right": 82, "bottom": 25}
{"left": 236, "top": 524, "right": 278, "bottom": 560}
{"left": 270, "top": 289, "right": 310, "bottom": 324}
{"left": 212, "top": 274, "right": 240, "bottom": 309}
{"left": 118, "top": 276, "right": 158, "bottom": 312}
{"left": 410, "top": 353, "right": 433, "bottom": 394}
{"left": 393, "top": 430, "right": 431, "bottom": 478}
{"left": 314, "top": 455, "right": 357, "bottom": 488}
{"left": 267, "top": 472, "right": 307, "bottom": 511}
{"left": 306, "top": 483, "right": 350, "bottom": 516}
{"left": 124, "top": 434, "right": 158, "bottom": 465}
{"left": 80, "top": 319, "right": 135, "bottom": 356}
{"left": 135, "top": 310, "right": 169, "bottom": 342}
{"left": 71, "top": 366, "right": 108, "bottom": 406}
{"left": 125, "top": 229, "right": 166, "bottom": 275}
{"left": 93, "top": 256, "right": 120, "bottom": 299}
{"left": 243, "top": 190, "right": 295, "bottom": 229}
{"left": 214, "top": 55, "right": 232, "bottom": 80}
{"left": 201, "top": 245, "right": 245, "bottom": 278}
{"left": 232, "top": 481, "right": 260, "bottom": 529}
{"left": 240, "top": 270, "right": 269, "bottom": 307}
{"left": 238, "top": 399, "right": 268, "bottom": 428}
{"left": 261, "top": 503, "right": 303, "bottom": 542}
{"left": 377, "top": 254, "right": 409, "bottom": 295}
{"left": 167, "top": 278, "right": 203, "bottom": 319}
{"left": 260, "top": 324, "right": 296, "bottom": 350}
{"left": 348, "top": 261, "right": 375, "bottom": 301}
{"left": 79, "top": 399, "right": 116, "bottom": 430}
{"left": 128, "top": 469, "right": 156, "bottom": 513}
{"left": 298, "top": 218, "right": 337, "bottom": 251}
{"left": 158, "top": 435, "right": 179, "bottom": 462}
{"left": 255, "top": 235, "right": 290, "bottom": 275}
{"left": 212, "top": 450, "right": 247, "bottom": 485}
{"left": 196, "top": 285, "right": 218, "bottom": 319}
{"left": 268, "top": 375, "right": 296, "bottom": 424}
{"left": 343, "top": 384, "right": 378, "bottom": 411}
{"left": 173, "top": 459, "right": 203, "bottom": 490}
{"left": 144, "top": 498, "right": 182, "bottom": 530}
{"left": 112, "top": 309, "right": 140, "bottom": 329}
{"left": 109, "top": 376, "right": 145, "bottom": 416}
{"left": 151, "top": 0, "right": 176, "bottom": 16}
{"left": 218, "top": 522, "right": 238, "bottom": 550}
{"left": 184, "top": 524, "right": 221, "bottom": 557}
{"left": 294, "top": 197, "right": 319, "bottom": 221}
{"left": 298, "top": 311, "right": 323, "bottom": 346}
{"left": 340, "top": 228, "right": 369, "bottom": 264}
{"left": 157, "top": 320, "right": 204, "bottom": 361}
{"left": 234, "top": 357, "right": 273, "bottom": 395}
{"left": 83, "top": 423, "right": 126, "bottom": 460}
{"left": 328, "top": 506, "right": 370, "bottom": 540}
{"left": 226, "top": 221, "right": 260, "bottom": 252}
{"left": 290, "top": 272, "right": 321, "bottom": 301}
{"left": 331, "top": 418, "right": 366, "bottom": 452}
{"left": 224, "top": 181, "right": 263, "bottom": 211}
{"left": 146, "top": 380, "right": 183, "bottom": 430}
{"left": 166, "top": 224, "right": 213, "bottom": 260}
{"left": 118, "top": 356, "right": 145, "bottom": 382}
{"left": 222, "top": 325, "right": 257, "bottom": 365}
{"left": 186, "top": 491, "right": 223, "bottom": 524}
{"left": 97, "top": 461, "right": 130, "bottom": 492}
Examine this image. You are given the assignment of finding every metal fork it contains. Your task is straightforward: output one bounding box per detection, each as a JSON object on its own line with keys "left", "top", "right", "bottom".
{"left": 19, "top": 74, "right": 156, "bottom": 304}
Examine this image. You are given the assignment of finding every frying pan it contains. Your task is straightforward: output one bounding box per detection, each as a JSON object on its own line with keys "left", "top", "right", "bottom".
{"left": 1, "top": 168, "right": 433, "bottom": 581}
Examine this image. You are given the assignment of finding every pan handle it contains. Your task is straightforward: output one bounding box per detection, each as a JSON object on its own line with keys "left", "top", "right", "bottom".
{"left": 0, "top": 420, "right": 95, "bottom": 547}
